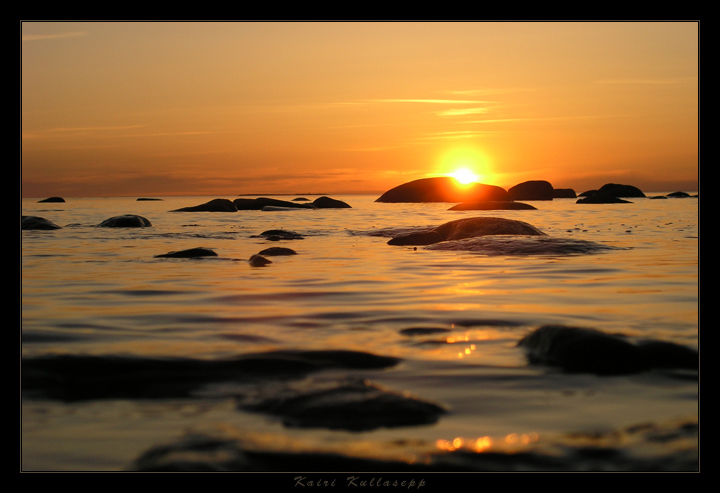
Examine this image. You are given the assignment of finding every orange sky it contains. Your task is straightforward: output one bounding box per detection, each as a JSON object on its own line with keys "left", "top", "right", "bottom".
{"left": 21, "top": 21, "right": 698, "bottom": 198}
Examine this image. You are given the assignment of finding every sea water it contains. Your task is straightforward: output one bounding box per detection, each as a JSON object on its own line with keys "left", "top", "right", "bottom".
{"left": 21, "top": 194, "right": 699, "bottom": 472}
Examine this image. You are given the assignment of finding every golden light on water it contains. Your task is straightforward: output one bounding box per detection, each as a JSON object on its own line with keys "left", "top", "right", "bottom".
{"left": 436, "top": 432, "right": 538, "bottom": 453}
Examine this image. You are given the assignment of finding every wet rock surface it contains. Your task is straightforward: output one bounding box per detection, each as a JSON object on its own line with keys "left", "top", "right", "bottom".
{"left": 238, "top": 377, "right": 448, "bottom": 431}
{"left": 155, "top": 247, "right": 218, "bottom": 258}
{"left": 388, "top": 217, "right": 545, "bottom": 246}
{"left": 97, "top": 214, "right": 152, "bottom": 228}
{"left": 22, "top": 215, "right": 62, "bottom": 230}
{"left": 518, "top": 325, "right": 698, "bottom": 375}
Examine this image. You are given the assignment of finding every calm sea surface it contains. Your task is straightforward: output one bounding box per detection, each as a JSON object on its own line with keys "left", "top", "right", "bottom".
{"left": 21, "top": 194, "right": 699, "bottom": 472}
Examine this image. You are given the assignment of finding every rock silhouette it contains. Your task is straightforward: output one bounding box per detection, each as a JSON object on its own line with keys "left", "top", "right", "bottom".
{"left": 155, "top": 247, "right": 218, "bottom": 258}
{"left": 22, "top": 215, "right": 62, "bottom": 230}
{"left": 388, "top": 217, "right": 545, "bottom": 246}
{"left": 37, "top": 196, "right": 65, "bottom": 203}
{"left": 97, "top": 215, "right": 152, "bottom": 228}
{"left": 449, "top": 201, "right": 537, "bottom": 211}
{"left": 508, "top": 180, "right": 555, "bottom": 201}
{"left": 172, "top": 198, "right": 237, "bottom": 212}
{"left": 376, "top": 177, "right": 511, "bottom": 203}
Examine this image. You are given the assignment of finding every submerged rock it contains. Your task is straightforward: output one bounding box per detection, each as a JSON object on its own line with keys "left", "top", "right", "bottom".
{"left": 425, "top": 235, "right": 619, "bottom": 256}
{"left": 97, "top": 214, "right": 152, "bottom": 228}
{"left": 22, "top": 349, "right": 401, "bottom": 401}
{"left": 376, "top": 177, "right": 511, "bottom": 203}
{"left": 248, "top": 254, "right": 272, "bottom": 267}
{"left": 257, "top": 247, "right": 297, "bottom": 256}
{"left": 253, "top": 229, "right": 304, "bottom": 241}
{"left": 172, "top": 198, "right": 237, "bottom": 212}
{"left": 238, "top": 378, "right": 447, "bottom": 431}
{"left": 449, "top": 201, "right": 537, "bottom": 211}
{"left": 234, "top": 197, "right": 313, "bottom": 210}
{"left": 155, "top": 247, "right": 218, "bottom": 259}
{"left": 22, "top": 215, "right": 62, "bottom": 230}
{"left": 388, "top": 217, "right": 545, "bottom": 246}
{"left": 37, "top": 196, "right": 65, "bottom": 203}
{"left": 518, "top": 325, "right": 698, "bottom": 375}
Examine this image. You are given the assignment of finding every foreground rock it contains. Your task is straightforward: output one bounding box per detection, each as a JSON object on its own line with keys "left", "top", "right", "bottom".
{"left": 172, "top": 198, "right": 237, "bottom": 212}
{"left": 37, "top": 196, "right": 65, "bottom": 203}
{"left": 449, "top": 201, "right": 537, "bottom": 211}
{"left": 97, "top": 214, "right": 152, "bottom": 228}
{"left": 238, "top": 378, "right": 447, "bottom": 431}
{"left": 22, "top": 349, "right": 401, "bottom": 401}
{"left": 22, "top": 215, "right": 62, "bottom": 230}
{"left": 388, "top": 217, "right": 546, "bottom": 246}
{"left": 518, "top": 325, "right": 698, "bottom": 375}
{"left": 376, "top": 177, "right": 511, "bottom": 203}
{"left": 155, "top": 247, "right": 218, "bottom": 259}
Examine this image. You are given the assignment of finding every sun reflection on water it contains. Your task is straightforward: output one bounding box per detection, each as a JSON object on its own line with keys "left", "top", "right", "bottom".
{"left": 436, "top": 432, "right": 539, "bottom": 453}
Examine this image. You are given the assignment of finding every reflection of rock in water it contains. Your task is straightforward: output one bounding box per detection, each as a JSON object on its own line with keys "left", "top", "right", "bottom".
{"left": 129, "top": 417, "right": 698, "bottom": 471}
{"left": 238, "top": 377, "right": 447, "bottom": 431}
{"left": 518, "top": 325, "right": 698, "bottom": 375}
{"left": 426, "top": 235, "right": 620, "bottom": 256}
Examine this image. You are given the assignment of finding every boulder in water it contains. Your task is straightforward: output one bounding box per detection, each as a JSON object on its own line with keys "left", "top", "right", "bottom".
{"left": 155, "top": 247, "right": 218, "bottom": 258}
{"left": 312, "top": 196, "right": 352, "bottom": 208}
{"left": 449, "top": 201, "right": 537, "bottom": 211}
{"left": 97, "top": 214, "right": 152, "bottom": 228}
{"left": 22, "top": 215, "right": 62, "bottom": 230}
{"left": 508, "top": 180, "right": 555, "bottom": 201}
{"left": 376, "top": 177, "right": 511, "bottom": 203}
{"left": 518, "top": 325, "right": 698, "bottom": 375}
{"left": 388, "top": 217, "right": 545, "bottom": 246}
{"left": 248, "top": 254, "right": 272, "bottom": 267}
{"left": 172, "top": 198, "right": 237, "bottom": 212}
{"left": 37, "top": 196, "right": 65, "bottom": 203}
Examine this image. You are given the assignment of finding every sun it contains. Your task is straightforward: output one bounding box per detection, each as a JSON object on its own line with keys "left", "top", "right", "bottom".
{"left": 450, "top": 168, "right": 479, "bottom": 185}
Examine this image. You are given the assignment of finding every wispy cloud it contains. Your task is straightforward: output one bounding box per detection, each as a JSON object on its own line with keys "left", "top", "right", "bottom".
{"left": 22, "top": 31, "right": 89, "bottom": 42}
{"left": 595, "top": 77, "right": 696, "bottom": 85}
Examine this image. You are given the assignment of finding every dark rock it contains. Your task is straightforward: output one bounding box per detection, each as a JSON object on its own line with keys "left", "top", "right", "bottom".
{"left": 666, "top": 191, "right": 692, "bottom": 198}
{"left": 38, "top": 196, "right": 65, "bottom": 203}
{"left": 595, "top": 183, "right": 645, "bottom": 198}
{"left": 155, "top": 247, "right": 218, "bottom": 258}
{"left": 253, "top": 229, "right": 304, "bottom": 241}
{"left": 552, "top": 188, "right": 577, "bottom": 199}
{"left": 257, "top": 247, "right": 297, "bottom": 256}
{"left": 137, "top": 197, "right": 163, "bottom": 201}
{"left": 172, "top": 198, "right": 237, "bottom": 212}
{"left": 312, "top": 196, "right": 352, "bottom": 208}
{"left": 376, "top": 177, "right": 511, "bottom": 203}
{"left": 22, "top": 215, "right": 62, "bottom": 230}
{"left": 292, "top": 197, "right": 310, "bottom": 201}
{"left": 518, "top": 325, "right": 697, "bottom": 375}
{"left": 508, "top": 180, "right": 555, "bottom": 201}
{"left": 650, "top": 195, "right": 668, "bottom": 199}
{"left": 234, "top": 198, "right": 313, "bottom": 210}
{"left": 576, "top": 195, "right": 632, "bottom": 204}
{"left": 449, "top": 201, "right": 537, "bottom": 211}
{"left": 248, "top": 254, "right": 272, "bottom": 267}
{"left": 97, "top": 214, "right": 152, "bottom": 228}
{"left": 22, "top": 349, "right": 401, "bottom": 401}
{"left": 238, "top": 378, "right": 447, "bottom": 431}
{"left": 389, "top": 217, "right": 545, "bottom": 246}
